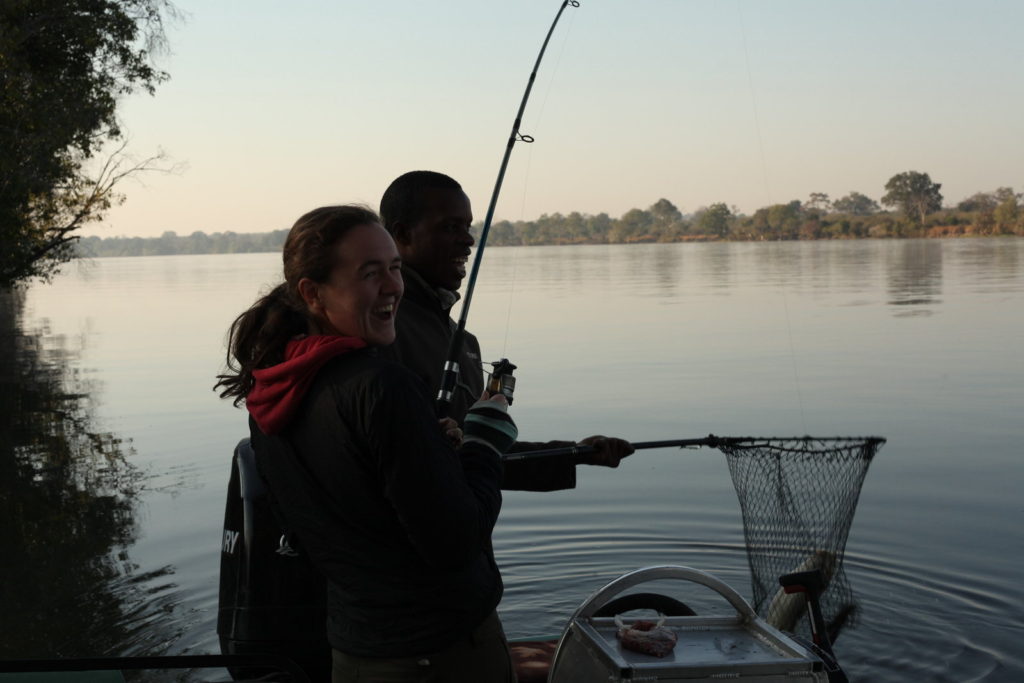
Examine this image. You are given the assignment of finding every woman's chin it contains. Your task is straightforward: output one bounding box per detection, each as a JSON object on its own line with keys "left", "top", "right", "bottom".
{"left": 365, "top": 327, "right": 396, "bottom": 347}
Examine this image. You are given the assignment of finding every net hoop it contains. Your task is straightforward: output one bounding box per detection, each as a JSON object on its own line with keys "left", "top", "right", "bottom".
{"left": 716, "top": 436, "right": 885, "bottom": 635}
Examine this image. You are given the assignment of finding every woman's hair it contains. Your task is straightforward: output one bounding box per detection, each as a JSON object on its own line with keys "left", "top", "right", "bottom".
{"left": 214, "top": 204, "right": 381, "bottom": 405}
{"left": 379, "top": 170, "right": 462, "bottom": 235}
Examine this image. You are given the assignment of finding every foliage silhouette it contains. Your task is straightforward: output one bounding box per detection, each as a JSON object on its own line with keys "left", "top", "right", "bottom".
{"left": 0, "top": 0, "right": 176, "bottom": 288}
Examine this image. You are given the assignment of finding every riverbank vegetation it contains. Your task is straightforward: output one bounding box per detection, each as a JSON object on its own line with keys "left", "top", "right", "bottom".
{"left": 0, "top": 0, "right": 176, "bottom": 288}
{"left": 77, "top": 175, "right": 1023, "bottom": 258}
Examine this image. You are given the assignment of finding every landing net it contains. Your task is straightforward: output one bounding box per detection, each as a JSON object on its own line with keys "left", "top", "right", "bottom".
{"left": 717, "top": 436, "right": 883, "bottom": 635}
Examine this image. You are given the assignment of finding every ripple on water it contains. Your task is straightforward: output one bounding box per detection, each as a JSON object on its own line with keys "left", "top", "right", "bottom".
{"left": 836, "top": 552, "right": 1024, "bottom": 682}
{"left": 497, "top": 521, "right": 757, "bottom": 639}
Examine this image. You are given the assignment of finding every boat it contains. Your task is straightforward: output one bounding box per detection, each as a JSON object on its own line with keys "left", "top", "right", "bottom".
{"left": 216, "top": 439, "right": 848, "bottom": 682}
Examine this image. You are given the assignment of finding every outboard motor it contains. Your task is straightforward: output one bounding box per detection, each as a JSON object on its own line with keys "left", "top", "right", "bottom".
{"left": 217, "top": 438, "right": 329, "bottom": 682}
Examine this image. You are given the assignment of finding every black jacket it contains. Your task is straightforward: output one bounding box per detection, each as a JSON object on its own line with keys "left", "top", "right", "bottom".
{"left": 380, "top": 266, "right": 577, "bottom": 491}
{"left": 250, "top": 349, "right": 503, "bottom": 657}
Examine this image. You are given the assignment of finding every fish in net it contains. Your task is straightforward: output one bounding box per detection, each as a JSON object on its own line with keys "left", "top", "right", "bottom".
{"left": 717, "top": 436, "right": 884, "bottom": 638}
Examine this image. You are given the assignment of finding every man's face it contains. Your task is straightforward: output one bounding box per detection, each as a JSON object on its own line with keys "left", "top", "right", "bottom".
{"left": 395, "top": 188, "right": 474, "bottom": 291}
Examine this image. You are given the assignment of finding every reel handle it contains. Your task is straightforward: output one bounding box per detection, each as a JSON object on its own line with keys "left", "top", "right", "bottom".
{"left": 487, "top": 358, "right": 517, "bottom": 405}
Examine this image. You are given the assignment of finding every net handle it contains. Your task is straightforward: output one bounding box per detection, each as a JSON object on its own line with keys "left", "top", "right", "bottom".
{"left": 501, "top": 435, "right": 886, "bottom": 462}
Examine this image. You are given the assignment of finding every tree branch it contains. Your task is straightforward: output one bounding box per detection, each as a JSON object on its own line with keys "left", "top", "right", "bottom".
{"left": 22, "top": 141, "right": 180, "bottom": 268}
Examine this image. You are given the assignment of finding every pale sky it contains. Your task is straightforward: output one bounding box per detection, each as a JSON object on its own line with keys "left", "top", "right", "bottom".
{"left": 94, "top": 0, "right": 1024, "bottom": 238}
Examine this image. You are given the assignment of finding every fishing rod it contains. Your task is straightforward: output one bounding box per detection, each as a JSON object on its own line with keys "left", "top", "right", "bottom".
{"left": 436, "top": 0, "right": 580, "bottom": 417}
{"left": 501, "top": 435, "right": 887, "bottom": 462}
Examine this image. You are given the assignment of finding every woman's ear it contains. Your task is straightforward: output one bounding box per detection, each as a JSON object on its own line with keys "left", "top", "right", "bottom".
{"left": 296, "top": 277, "right": 321, "bottom": 314}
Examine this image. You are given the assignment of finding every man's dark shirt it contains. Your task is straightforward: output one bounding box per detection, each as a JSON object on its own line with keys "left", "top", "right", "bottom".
{"left": 380, "top": 266, "right": 576, "bottom": 491}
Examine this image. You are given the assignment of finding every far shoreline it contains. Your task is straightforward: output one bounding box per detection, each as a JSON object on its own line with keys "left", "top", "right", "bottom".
{"left": 75, "top": 229, "right": 1021, "bottom": 259}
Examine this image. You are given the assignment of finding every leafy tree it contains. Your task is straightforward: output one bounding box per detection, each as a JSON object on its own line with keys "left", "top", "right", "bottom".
{"left": 488, "top": 220, "right": 518, "bottom": 246}
{"left": 533, "top": 213, "right": 562, "bottom": 244}
{"left": 832, "top": 191, "right": 880, "bottom": 215}
{"left": 987, "top": 187, "right": 1019, "bottom": 202}
{"left": 187, "top": 229, "right": 212, "bottom": 254}
{"left": 806, "top": 192, "right": 832, "bottom": 214}
{"left": 952, "top": 188, "right": 1021, "bottom": 235}
{"left": 881, "top": 171, "right": 943, "bottom": 225}
{"left": 0, "top": 0, "right": 175, "bottom": 288}
{"left": 799, "top": 217, "right": 823, "bottom": 239}
{"left": 695, "top": 202, "right": 732, "bottom": 237}
{"left": 564, "top": 211, "right": 587, "bottom": 242}
{"left": 993, "top": 189, "right": 1020, "bottom": 234}
{"left": 648, "top": 198, "right": 683, "bottom": 241}
{"left": 610, "top": 208, "right": 653, "bottom": 242}
{"left": 587, "top": 212, "right": 612, "bottom": 243}
{"left": 748, "top": 200, "right": 802, "bottom": 239}
{"left": 957, "top": 192, "right": 998, "bottom": 213}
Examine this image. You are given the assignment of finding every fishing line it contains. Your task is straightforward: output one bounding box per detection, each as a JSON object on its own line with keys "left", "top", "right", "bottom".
{"left": 436, "top": 0, "right": 579, "bottom": 417}
{"left": 779, "top": 282, "right": 807, "bottom": 431}
{"left": 497, "top": 7, "right": 579, "bottom": 361}
{"left": 737, "top": 1, "right": 772, "bottom": 206}
{"left": 737, "top": 0, "right": 807, "bottom": 431}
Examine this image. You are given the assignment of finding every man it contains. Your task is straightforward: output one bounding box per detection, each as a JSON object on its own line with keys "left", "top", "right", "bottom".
{"left": 378, "top": 170, "right": 632, "bottom": 490}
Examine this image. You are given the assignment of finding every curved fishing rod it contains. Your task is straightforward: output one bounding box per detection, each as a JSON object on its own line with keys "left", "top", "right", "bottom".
{"left": 436, "top": 0, "right": 580, "bottom": 417}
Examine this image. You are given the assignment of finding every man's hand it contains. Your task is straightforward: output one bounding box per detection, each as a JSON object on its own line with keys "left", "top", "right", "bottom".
{"left": 439, "top": 417, "right": 463, "bottom": 447}
{"left": 577, "top": 435, "right": 634, "bottom": 468}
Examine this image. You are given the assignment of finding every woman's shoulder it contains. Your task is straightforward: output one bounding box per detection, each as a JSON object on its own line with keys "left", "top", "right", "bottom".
{"left": 309, "top": 349, "right": 434, "bottom": 426}
{"left": 318, "top": 347, "right": 429, "bottom": 394}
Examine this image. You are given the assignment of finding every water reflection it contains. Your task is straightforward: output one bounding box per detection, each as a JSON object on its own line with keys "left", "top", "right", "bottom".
{"left": 828, "top": 241, "right": 885, "bottom": 296}
{"left": 0, "top": 290, "right": 178, "bottom": 662}
{"left": 950, "top": 237, "right": 1023, "bottom": 294}
{"left": 886, "top": 240, "right": 943, "bottom": 316}
{"left": 696, "top": 243, "right": 734, "bottom": 292}
{"left": 648, "top": 244, "right": 683, "bottom": 298}
{"left": 750, "top": 241, "right": 807, "bottom": 288}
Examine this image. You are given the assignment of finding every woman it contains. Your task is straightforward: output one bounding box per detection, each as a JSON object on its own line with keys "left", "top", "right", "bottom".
{"left": 215, "top": 205, "right": 518, "bottom": 682}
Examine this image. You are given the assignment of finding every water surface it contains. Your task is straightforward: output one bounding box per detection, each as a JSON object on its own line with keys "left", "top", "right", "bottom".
{"left": 7, "top": 238, "right": 1024, "bottom": 681}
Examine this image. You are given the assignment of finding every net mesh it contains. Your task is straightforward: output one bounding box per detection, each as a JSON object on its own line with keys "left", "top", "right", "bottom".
{"left": 717, "top": 436, "right": 883, "bottom": 635}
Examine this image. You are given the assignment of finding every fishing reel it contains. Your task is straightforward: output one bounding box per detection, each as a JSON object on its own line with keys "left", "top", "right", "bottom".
{"left": 486, "top": 358, "right": 517, "bottom": 405}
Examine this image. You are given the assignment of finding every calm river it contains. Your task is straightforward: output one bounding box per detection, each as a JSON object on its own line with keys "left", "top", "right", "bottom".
{"left": 4, "top": 238, "right": 1023, "bottom": 681}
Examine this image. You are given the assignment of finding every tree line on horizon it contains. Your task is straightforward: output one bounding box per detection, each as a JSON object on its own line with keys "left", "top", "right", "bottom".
{"left": 77, "top": 172, "right": 1024, "bottom": 258}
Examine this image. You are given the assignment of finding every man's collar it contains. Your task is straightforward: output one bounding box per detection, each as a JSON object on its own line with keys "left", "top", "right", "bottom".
{"left": 401, "top": 265, "right": 461, "bottom": 311}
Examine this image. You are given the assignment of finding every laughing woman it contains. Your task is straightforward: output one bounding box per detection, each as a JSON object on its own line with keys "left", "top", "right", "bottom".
{"left": 215, "top": 205, "right": 518, "bottom": 682}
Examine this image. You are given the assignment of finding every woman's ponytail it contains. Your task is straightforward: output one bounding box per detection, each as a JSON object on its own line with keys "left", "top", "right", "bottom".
{"left": 214, "top": 283, "right": 308, "bottom": 405}
{"left": 214, "top": 204, "right": 381, "bottom": 405}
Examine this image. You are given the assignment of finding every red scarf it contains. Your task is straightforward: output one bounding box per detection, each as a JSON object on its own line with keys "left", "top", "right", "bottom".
{"left": 246, "top": 335, "right": 367, "bottom": 434}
